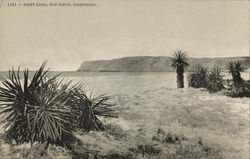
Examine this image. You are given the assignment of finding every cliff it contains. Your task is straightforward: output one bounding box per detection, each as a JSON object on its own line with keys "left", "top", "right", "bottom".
{"left": 77, "top": 56, "right": 250, "bottom": 72}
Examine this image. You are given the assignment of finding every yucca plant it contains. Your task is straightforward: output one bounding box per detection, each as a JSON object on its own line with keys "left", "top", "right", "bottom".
{"left": 207, "top": 66, "right": 224, "bottom": 93}
{"left": 171, "top": 50, "right": 189, "bottom": 88}
{"left": 69, "top": 89, "right": 117, "bottom": 132}
{"left": 0, "top": 62, "right": 75, "bottom": 146}
{"left": 187, "top": 64, "right": 208, "bottom": 88}
{"left": 225, "top": 61, "right": 249, "bottom": 97}
{"left": 0, "top": 61, "right": 117, "bottom": 149}
{"left": 227, "top": 61, "right": 245, "bottom": 86}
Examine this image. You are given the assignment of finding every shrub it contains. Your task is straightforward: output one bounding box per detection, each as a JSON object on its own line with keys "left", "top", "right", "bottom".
{"left": 227, "top": 61, "right": 245, "bottom": 86}
{"left": 104, "top": 123, "right": 127, "bottom": 139}
{"left": 0, "top": 62, "right": 75, "bottom": 146}
{"left": 129, "top": 144, "right": 161, "bottom": 157}
{"left": 152, "top": 129, "right": 187, "bottom": 144}
{"left": 100, "top": 153, "right": 134, "bottom": 159}
{"left": 69, "top": 89, "right": 118, "bottom": 132}
{"left": 223, "top": 61, "right": 250, "bottom": 97}
{"left": 206, "top": 66, "right": 224, "bottom": 93}
{"left": 0, "top": 62, "right": 117, "bottom": 148}
{"left": 175, "top": 143, "right": 222, "bottom": 159}
{"left": 187, "top": 64, "right": 208, "bottom": 88}
{"left": 224, "top": 80, "right": 250, "bottom": 98}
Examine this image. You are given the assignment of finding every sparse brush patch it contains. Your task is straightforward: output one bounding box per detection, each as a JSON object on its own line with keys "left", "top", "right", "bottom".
{"left": 151, "top": 129, "right": 222, "bottom": 159}
{"left": 71, "top": 146, "right": 99, "bottom": 159}
{"left": 104, "top": 123, "right": 127, "bottom": 139}
{"left": 0, "top": 61, "right": 117, "bottom": 151}
{"left": 6, "top": 142, "right": 71, "bottom": 159}
{"left": 206, "top": 66, "right": 224, "bottom": 93}
{"left": 174, "top": 142, "right": 222, "bottom": 159}
{"left": 152, "top": 128, "right": 187, "bottom": 144}
{"left": 223, "top": 80, "right": 250, "bottom": 98}
{"left": 20, "top": 143, "right": 68, "bottom": 159}
{"left": 187, "top": 64, "right": 208, "bottom": 88}
{"left": 99, "top": 153, "right": 134, "bottom": 159}
{"left": 129, "top": 144, "right": 161, "bottom": 157}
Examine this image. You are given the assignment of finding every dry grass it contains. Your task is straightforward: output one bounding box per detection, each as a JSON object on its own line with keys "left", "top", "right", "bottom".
{"left": 0, "top": 87, "right": 249, "bottom": 159}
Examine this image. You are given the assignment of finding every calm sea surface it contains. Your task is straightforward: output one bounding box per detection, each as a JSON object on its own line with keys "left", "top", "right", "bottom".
{"left": 0, "top": 71, "right": 249, "bottom": 96}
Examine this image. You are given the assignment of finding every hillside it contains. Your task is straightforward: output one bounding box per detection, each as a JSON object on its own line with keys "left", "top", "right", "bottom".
{"left": 77, "top": 56, "right": 250, "bottom": 72}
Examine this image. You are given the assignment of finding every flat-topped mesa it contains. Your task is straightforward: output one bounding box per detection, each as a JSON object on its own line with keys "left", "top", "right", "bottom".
{"left": 77, "top": 56, "right": 250, "bottom": 72}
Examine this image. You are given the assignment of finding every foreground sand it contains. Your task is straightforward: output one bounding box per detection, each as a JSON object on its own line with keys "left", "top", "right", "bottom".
{"left": 0, "top": 88, "right": 249, "bottom": 159}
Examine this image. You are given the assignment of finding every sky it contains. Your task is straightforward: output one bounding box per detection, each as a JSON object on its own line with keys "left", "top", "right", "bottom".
{"left": 0, "top": 0, "right": 249, "bottom": 71}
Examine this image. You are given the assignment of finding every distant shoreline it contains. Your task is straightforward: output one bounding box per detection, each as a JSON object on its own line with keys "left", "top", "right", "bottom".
{"left": 77, "top": 56, "right": 250, "bottom": 72}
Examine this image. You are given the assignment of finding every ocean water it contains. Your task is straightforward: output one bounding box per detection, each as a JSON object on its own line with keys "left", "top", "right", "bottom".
{"left": 59, "top": 71, "right": 250, "bottom": 94}
{"left": 0, "top": 71, "right": 249, "bottom": 96}
{"left": 62, "top": 72, "right": 178, "bottom": 96}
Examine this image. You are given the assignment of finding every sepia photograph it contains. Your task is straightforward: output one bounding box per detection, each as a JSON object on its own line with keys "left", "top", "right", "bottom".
{"left": 0, "top": 0, "right": 249, "bottom": 158}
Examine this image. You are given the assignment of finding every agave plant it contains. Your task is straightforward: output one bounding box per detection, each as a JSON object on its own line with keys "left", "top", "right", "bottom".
{"left": 187, "top": 64, "right": 208, "bottom": 88}
{"left": 227, "top": 61, "right": 245, "bottom": 86}
{"left": 171, "top": 50, "right": 189, "bottom": 88}
{"left": 207, "top": 66, "right": 224, "bottom": 93}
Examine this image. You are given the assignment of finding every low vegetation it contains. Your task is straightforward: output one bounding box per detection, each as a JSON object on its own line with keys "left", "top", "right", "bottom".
{"left": 224, "top": 61, "right": 250, "bottom": 97}
{"left": 224, "top": 80, "right": 250, "bottom": 98}
{"left": 206, "top": 66, "right": 224, "bottom": 93}
{"left": 187, "top": 64, "right": 208, "bottom": 88}
{"left": 152, "top": 128, "right": 188, "bottom": 144}
{"left": 227, "top": 60, "right": 245, "bottom": 86}
{"left": 187, "top": 64, "right": 224, "bottom": 93}
{"left": 187, "top": 61, "right": 249, "bottom": 97}
{"left": 0, "top": 62, "right": 117, "bottom": 152}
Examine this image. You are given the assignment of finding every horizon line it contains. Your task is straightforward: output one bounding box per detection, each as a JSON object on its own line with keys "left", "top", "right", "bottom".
{"left": 0, "top": 55, "right": 249, "bottom": 72}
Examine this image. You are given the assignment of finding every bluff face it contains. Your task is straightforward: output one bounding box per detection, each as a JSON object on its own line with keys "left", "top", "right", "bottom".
{"left": 77, "top": 56, "right": 250, "bottom": 72}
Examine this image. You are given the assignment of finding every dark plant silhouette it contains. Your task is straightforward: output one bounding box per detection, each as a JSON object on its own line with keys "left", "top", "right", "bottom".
{"left": 224, "top": 61, "right": 250, "bottom": 97}
{"left": 0, "top": 61, "right": 117, "bottom": 148}
{"left": 171, "top": 50, "right": 189, "bottom": 88}
{"left": 207, "top": 66, "right": 224, "bottom": 93}
{"left": 0, "top": 62, "right": 75, "bottom": 146}
{"left": 187, "top": 64, "right": 208, "bottom": 88}
{"left": 69, "top": 89, "right": 117, "bottom": 132}
{"left": 227, "top": 61, "right": 245, "bottom": 86}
